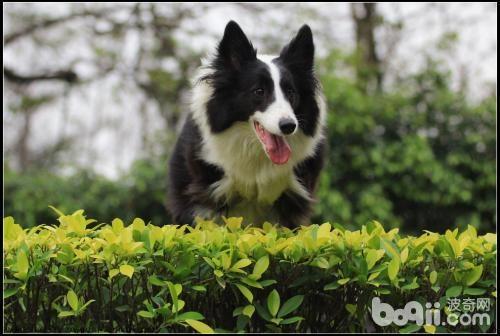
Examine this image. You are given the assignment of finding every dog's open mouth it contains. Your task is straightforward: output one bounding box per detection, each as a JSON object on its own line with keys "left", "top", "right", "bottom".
{"left": 253, "top": 121, "right": 291, "bottom": 165}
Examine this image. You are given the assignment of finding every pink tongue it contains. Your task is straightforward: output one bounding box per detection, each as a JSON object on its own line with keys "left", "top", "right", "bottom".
{"left": 261, "top": 130, "right": 291, "bottom": 165}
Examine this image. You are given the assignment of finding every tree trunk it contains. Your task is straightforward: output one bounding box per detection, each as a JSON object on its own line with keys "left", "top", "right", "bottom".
{"left": 351, "top": 3, "right": 383, "bottom": 93}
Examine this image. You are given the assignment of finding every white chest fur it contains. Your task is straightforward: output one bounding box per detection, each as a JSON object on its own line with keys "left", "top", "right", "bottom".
{"left": 201, "top": 122, "right": 305, "bottom": 204}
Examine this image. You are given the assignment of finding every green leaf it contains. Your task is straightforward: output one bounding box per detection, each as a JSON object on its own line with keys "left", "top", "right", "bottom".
{"left": 253, "top": 255, "right": 270, "bottom": 277}
{"left": 119, "top": 264, "right": 134, "bottom": 279}
{"left": 172, "top": 299, "right": 185, "bottom": 313}
{"left": 429, "top": 271, "right": 437, "bottom": 285}
{"left": 231, "top": 258, "right": 252, "bottom": 272}
{"left": 278, "top": 295, "right": 304, "bottom": 318}
{"left": 67, "top": 290, "right": 79, "bottom": 312}
{"left": 79, "top": 299, "right": 95, "bottom": 313}
{"left": 338, "top": 278, "right": 350, "bottom": 285}
{"left": 280, "top": 316, "right": 304, "bottom": 325}
{"left": 259, "top": 279, "right": 277, "bottom": 287}
{"left": 254, "top": 302, "right": 272, "bottom": 321}
{"left": 176, "top": 311, "right": 205, "bottom": 321}
{"left": 137, "top": 310, "right": 155, "bottom": 318}
{"left": 446, "top": 286, "right": 462, "bottom": 297}
{"left": 149, "top": 275, "right": 167, "bottom": 286}
{"left": 232, "top": 306, "right": 244, "bottom": 317}
{"left": 167, "top": 282, "right": 180, "bottom": 313}
{"left": 235, "top": 284, "right": 253, "bottom": 303}
{"left": 3, "top": 287, "right": 19, "bottom": 299}
{"left": 185, "top": 319, "right": 214, "bottom": 334}
{"left": 464, "top": 265, "right": 483, "bottom": 286}
{"left": 115, "top": 305, "right": 131, "bottom": 312}
{"left": 463, "top": 287, "right": 486, "bottom": 295}
{"left": 270, "top": 317, "right": 283, "bottom": 325}
{"left": 267, "top": 289, "right": 280, "bottom": 317}
{"left": 191, "top": 285, "right": 207, "bottom": 292}
{"left": 240, "top": 277, "right": 263, "bottom": 289}
{"left": 242, "top": 305, "right": 255, "bottom": 318}
{"left": 311, "top": 257, "right": 329, "bottom": 269}
{"left": 324, "top": 281, "right": 340, "bottom": 291}
{"left": 58, "top": 311, "right": 75, "bottom": 318}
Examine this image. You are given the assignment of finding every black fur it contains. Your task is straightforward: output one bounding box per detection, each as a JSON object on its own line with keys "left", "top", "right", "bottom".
{"left": 203, "top": 21, "right": 278, "bottom": 134}
{"left": 167, "top": 116, "right": 226, "bottom": 224}
{"left": 168, "top": 21, "right": 325, "bottom": 227}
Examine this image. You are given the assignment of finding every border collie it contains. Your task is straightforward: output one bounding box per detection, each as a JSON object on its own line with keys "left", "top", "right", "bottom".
{"left": 168, "top": 21, "right": 326, "bottom": 228}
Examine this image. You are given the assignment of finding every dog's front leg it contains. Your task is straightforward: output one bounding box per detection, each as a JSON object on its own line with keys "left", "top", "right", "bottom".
{"left": 274, "top": 191, "right": 313, "bottom": 228}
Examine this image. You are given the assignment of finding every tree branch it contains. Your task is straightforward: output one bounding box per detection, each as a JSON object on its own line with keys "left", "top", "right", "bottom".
{"left": 4, "top": 8, "right": 113, "bottom": 45}
{"left": 4, "top": 67, "right": 78, "bottom": 84}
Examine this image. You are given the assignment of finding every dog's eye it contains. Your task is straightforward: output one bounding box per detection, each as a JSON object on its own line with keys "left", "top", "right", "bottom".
{"left": 286, "top": 88, "right": 295, "bottom": 97}
{"left": 253, "top": 88, "right": 265, "bottom": 97}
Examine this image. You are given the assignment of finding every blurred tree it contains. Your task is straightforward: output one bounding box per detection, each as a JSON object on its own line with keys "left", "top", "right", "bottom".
{"left": 351, "top": 3, "right": 383, "bottom": 93}
{"left": 314, "top": 46, "right": 496, "bottom": 234}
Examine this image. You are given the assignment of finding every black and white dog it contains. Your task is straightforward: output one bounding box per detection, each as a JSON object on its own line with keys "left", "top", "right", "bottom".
{"left": 168, "top": 21, "right": 326, "bottom": 228}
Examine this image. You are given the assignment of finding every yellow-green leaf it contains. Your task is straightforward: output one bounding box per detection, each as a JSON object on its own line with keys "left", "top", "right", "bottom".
{"left": 267, "top": 289, "right": 280, "bottom": 317}
{"left": 14, "top": 250, "right": 29, "bottom": 281}
{"left": 424, "top": 324, "right": 436, "bottom": 334}
{"left": 132, "top": 218, "right": 145, "bottom": 232}
{"left": 58, "top": 311, "right": 75, "bottom": 318}
{"left": 231, "top": 258, "right": 252, "bottom": 271}
{"left": 338, "top": 278, "right": 350, "bottom": 285}
{"left": 185, "top": 319, "right": 214, "bottom": 334}
{"left": 109, "top": 269, "right": 119, "bottom": 280}
{"left": 253, "top": 255, "right": 269, "bottom": 277}
{"left": 223, "top": 216, "right": 243, "bottom": 231}
{"left": 388, "top": 258, "right": 400, "bottom": 281}
{"left": 429, "top": 271, "right": 437, "bottom": 285}
{"left": 112, "top": 218, "right": 124, "bottom": 233}
{"left": 67, "top": 290, "right": 79, "bottom": 312}
{"left": 221, "top": 253, "right": 231, "bottom": 270}
{"left": 242, "top": 305, "right": 255, "bottom": 318}
{"left": 119, "top": 264, "right": 134, "bottom": 279}
{"left": 365, "top": 249, "right": 385, "bottom": 270}
{"left": 401, "top": 247, "right": 409, "bottom": 264}
{"left": 235, "top": 284, "right": 253, "bottom": 303}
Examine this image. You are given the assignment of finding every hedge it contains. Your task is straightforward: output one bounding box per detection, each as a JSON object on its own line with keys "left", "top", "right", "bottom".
{"left": 3, "top": 208, "right": 497, "bottom": 333}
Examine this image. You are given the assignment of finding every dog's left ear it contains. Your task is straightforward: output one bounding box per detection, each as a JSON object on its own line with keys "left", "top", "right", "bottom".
{"left": 217, "top": 21, "right": 256, "bottom": 70}
{"left": 280, "top": 24, "right": 315, "bottom": 71}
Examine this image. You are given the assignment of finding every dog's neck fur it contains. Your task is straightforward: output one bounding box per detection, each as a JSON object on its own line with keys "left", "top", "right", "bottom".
{"left": 190, "top": 54, "right": 327, "bottom": 208}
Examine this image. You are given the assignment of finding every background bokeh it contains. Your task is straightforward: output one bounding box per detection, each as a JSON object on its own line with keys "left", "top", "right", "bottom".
{"left": 3, "top": 3, "right": 497, "bottom": 234}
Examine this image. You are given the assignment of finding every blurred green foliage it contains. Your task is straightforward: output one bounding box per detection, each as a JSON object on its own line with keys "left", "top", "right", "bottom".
{"left": 4, "top": 50, "right": 496, "bottom": 234}
{"left": 4, "top": 158, "right": 170, "bottom": 228}
{"left": 314, "top": 50, "right": 496, "bottom": 234}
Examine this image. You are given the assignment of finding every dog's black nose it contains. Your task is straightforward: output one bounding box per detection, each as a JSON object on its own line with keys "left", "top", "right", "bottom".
{"left": 279, "top": 118, "right": 297, "bottom": 135}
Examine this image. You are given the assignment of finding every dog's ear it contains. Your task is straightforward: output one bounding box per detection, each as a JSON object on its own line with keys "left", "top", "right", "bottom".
{"left": 217, "top": 21, "right": 256, "bottom": 70}
{"left": 280, "top": 24, "right": 315, "bottom": 72}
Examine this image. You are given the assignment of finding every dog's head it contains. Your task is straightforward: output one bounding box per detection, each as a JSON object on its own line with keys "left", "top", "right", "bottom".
{"left": 198, "top": 21, "right": 322, "bottom": 165}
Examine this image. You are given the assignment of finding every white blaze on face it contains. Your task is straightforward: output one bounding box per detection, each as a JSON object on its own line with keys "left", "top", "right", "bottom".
{"left": 251, "top": 55, "right": 298, "bottom": 165}
{"left": 253, "top": 55, "right": 298, "bottom": 135}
